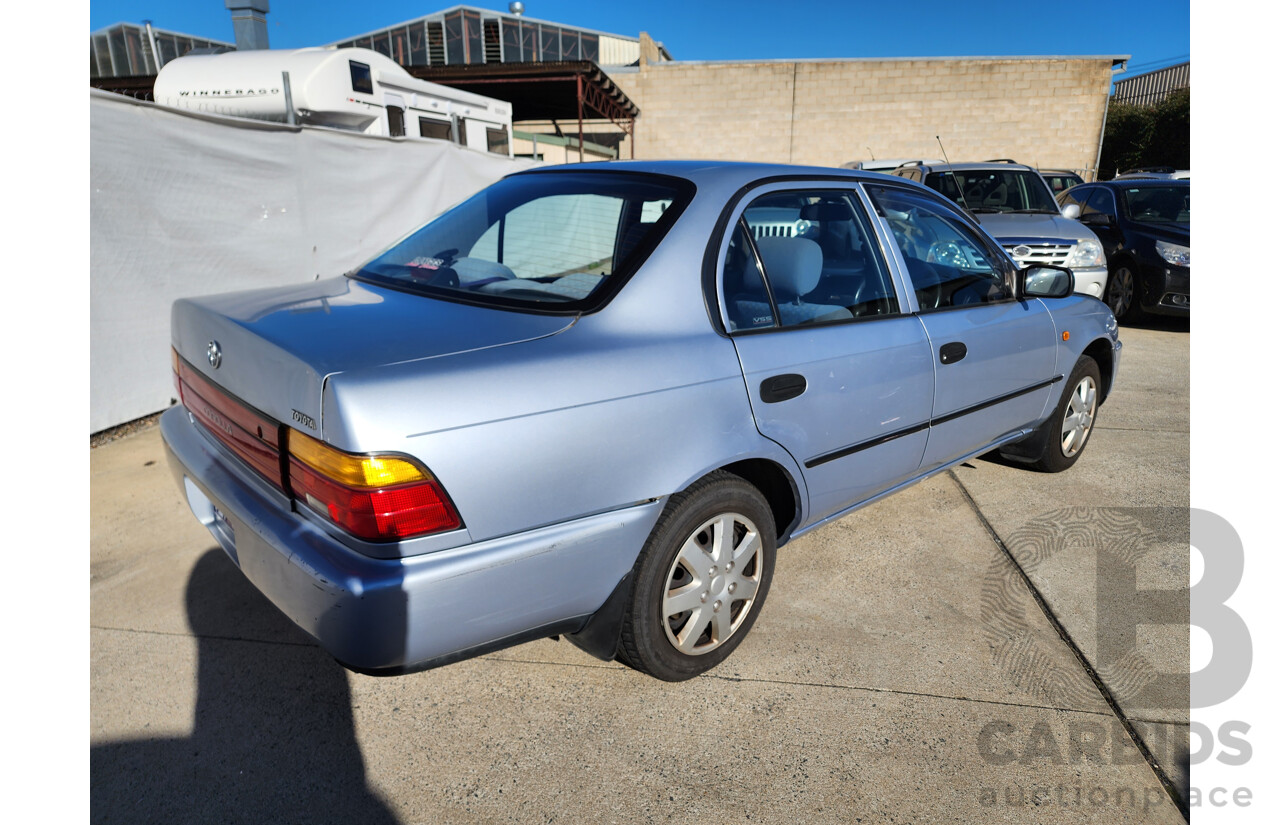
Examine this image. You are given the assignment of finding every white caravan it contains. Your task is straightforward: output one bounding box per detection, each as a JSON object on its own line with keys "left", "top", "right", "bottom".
{"left": 153, "top": 47, "right": 513, "bottom": 156}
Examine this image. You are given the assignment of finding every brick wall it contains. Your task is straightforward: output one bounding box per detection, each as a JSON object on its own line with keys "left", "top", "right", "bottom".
{"left": 608, "top": 57, "right": 1115, "bottom": 175}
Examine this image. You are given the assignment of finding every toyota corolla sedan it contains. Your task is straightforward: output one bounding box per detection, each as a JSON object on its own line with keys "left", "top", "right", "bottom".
{"left": 162, "top": 161, "right": 1121, "bottom": 682}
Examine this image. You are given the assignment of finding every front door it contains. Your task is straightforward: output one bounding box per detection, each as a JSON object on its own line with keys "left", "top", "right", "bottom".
{"left": 864, "top": 184, "right": 1058, "bottom": 470}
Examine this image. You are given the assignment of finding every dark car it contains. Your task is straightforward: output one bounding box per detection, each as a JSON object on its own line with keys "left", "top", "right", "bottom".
{"left": 1057, "top": 180, "right": 1189, "bottom": 321}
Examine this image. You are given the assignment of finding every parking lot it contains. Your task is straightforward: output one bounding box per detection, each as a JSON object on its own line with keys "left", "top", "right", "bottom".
{"left": 90, "top": 320, "right": 1189, "bottom": 824}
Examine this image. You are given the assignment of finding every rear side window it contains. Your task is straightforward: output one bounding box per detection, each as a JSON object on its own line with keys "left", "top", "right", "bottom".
{"left": 866, "top": 185, "right": 1011, "bottom": 311}
{"left": 723, "top": 189, "right": 897, "bottom": 332}
{"left": 352, "top": 172, "right": 694, "bottom": 313}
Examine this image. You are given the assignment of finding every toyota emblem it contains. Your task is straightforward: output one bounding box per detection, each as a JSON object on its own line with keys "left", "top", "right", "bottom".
{"left": 1012, "top": 245, "right": 1032, "bottom": 259}
{"left": 207, "top": 340, "right": 222, "bottom": 369}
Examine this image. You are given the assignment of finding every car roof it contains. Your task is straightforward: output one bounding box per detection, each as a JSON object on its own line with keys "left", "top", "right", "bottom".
{"left": 1088, "top": 179, "right": 1190, "bottom": 188}
{"left": 515, "top": 159, "right": 896, "bottom": 188}
{"left": 905, "top": 161, "right": 1037, "bottom": 173}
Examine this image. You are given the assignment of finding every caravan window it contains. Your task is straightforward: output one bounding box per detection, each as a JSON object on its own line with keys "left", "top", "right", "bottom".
{"left": 419, "top": 118, "right": 454, "bottom": 142}
{"left": 486, "top": 127, "right": 510, "bottom": 156}
{"left": 349, "top": 61, "right": 373, "bottom": 95}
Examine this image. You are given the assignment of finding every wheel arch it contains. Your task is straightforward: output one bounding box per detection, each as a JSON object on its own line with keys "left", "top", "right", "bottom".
{"left": 1082, "top": 337, "right": 1116, "bottom": 403}
{"left": 566, "top": 456, "right": 802, "bottom": 664}
{"left": 718, "top": 457, "right": 803, "bottom": 546}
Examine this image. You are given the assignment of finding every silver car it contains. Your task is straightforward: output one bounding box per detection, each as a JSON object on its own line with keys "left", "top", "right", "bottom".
{"left": 162, "top": 161, "right": 1121, "bottom": 681}
{"left": 890, "top": 160, "right": 1110, "bottom": 300}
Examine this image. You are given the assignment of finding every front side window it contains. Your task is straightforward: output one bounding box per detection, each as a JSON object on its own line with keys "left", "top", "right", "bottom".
{"left": 352, "top": 172, "right": 693, "bottom": 312}
{"left": 722, "top": 189, "right": 897, "bottom": 332}
{"left": 924, "top": 169, "right": 1059, "bottom": 214}
{"left": 867, "top": 186, "right": 1011, "bottom": 310}
{"left": 1081, "top": 188, "right": 1116, "bottom": 218}
{"left": 1057, "top": 185, "right": 1091, "bottom": 210}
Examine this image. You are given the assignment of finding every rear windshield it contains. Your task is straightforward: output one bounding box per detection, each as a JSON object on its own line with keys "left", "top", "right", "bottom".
{"left": 351, "top": 171, "right": 693, "bottom": 313}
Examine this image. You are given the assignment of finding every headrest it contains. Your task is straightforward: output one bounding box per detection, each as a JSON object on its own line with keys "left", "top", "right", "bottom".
{"left": 754, "top": 236, "right": 823, "bottom": 299}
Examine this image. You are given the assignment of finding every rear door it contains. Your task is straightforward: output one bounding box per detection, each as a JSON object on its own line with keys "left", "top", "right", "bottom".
{"left": 864, "top": 184, "right": 1058, "bottom": 470}
{"left": 717, "top": 182, "right": 934, "bottom": 525}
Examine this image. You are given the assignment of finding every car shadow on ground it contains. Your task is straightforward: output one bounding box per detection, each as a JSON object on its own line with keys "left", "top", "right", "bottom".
{"left": 1121, "top": 316, "right": 1190, "bottom": 333}
{"left": 90, "top": 549, "right": 400, "bottom": 824}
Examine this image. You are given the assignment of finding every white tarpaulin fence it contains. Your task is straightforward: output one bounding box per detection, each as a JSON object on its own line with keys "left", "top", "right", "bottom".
{"left": 90, "top": 89, "right": 536, "bottom": 433}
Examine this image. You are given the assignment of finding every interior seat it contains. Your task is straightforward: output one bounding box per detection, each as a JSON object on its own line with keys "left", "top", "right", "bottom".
{"left": 732, "top": 237, "right": 852, "bottom": 327}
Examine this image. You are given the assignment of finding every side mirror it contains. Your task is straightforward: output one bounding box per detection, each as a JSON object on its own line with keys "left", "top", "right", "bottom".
{"left": 1022, "top": 265, "right": 1074, "bottom": 299}
{"left": 1080, "top": 211, "right": 1114, "bottom": 227}
{"left": 1060, "top": 203, "right": 1081, "bottom": 220}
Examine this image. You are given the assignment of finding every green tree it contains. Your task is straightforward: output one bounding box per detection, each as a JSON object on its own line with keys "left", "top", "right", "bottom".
{"left": 1098, "top": 88, "right": 1189, "bottom": 178}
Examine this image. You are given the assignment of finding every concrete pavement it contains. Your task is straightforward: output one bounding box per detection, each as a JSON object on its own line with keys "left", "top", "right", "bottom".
{"left": 90, "top": 321, "right": 1189, "bottom": 824}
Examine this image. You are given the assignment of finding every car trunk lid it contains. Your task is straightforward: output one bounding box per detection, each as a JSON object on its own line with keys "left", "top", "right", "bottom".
{"left": 172, "top": 276, "right": 575, "bottom": 449}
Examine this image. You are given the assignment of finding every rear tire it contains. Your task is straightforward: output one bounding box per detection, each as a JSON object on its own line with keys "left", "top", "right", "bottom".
{"left": 616, "top": 472, "right": 776, "bottom": 681}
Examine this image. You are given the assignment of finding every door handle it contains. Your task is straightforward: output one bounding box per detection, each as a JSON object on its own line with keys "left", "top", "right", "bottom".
{"left": 760, "top": 373, "right": 807, "bottom": 404}
{"left": 939, "top": 342, "right": 967, "bottom": 365}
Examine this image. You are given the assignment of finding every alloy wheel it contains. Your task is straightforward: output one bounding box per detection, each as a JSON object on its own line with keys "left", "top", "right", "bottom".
{"left": 1060, "top": 375, "right": 1097, "bottom": 457}
{"left": 1108, "top": 267, "right": 1134, "bottom": 318}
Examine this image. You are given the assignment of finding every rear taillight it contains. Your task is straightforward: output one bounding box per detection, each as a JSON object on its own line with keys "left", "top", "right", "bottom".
{"left": 286, "top": 430, "right": 462, "bottom": 541}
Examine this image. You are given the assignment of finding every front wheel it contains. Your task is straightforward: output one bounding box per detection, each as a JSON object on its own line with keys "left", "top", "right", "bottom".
{"left": 617, "top": 472, "right": 776, "bottom": 681}
{"left": 1106, "top": 264, "right": 1145, "bottom": 323}
{"left": 1025, "top": 356, "right": 1101, "bottom": 472}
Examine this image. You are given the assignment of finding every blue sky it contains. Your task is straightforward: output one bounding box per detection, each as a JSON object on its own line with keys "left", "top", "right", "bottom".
{"left": 90, "top": 0, "right": 1189, "bottom": 79}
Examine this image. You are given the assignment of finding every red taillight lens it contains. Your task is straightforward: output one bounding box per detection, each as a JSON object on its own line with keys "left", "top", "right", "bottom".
{"left": 286, "top": 433, "right": 461, "bottom": 542}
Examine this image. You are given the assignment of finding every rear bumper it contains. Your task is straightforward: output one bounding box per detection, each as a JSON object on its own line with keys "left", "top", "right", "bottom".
{"left": 161, "top": 406, "right": 663, "bottom": 672}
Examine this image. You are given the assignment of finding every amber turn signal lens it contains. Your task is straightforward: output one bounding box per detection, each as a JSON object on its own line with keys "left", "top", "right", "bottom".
{"left": 288, "top": 430, "right": 429, "bottom": 488}
{"left": 285, "top": 430, "right": 461, "bottom": 541}
{"left": 1062, "top": 331, "right": 1070, "bottom": 341}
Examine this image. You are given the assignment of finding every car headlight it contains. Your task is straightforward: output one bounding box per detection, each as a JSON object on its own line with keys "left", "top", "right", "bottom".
{"left": 1156, "top": 240, "right": 1190, "bottom": 267}
{"left": 1064, "top": 239, "right": 1105, "bottom": 269}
